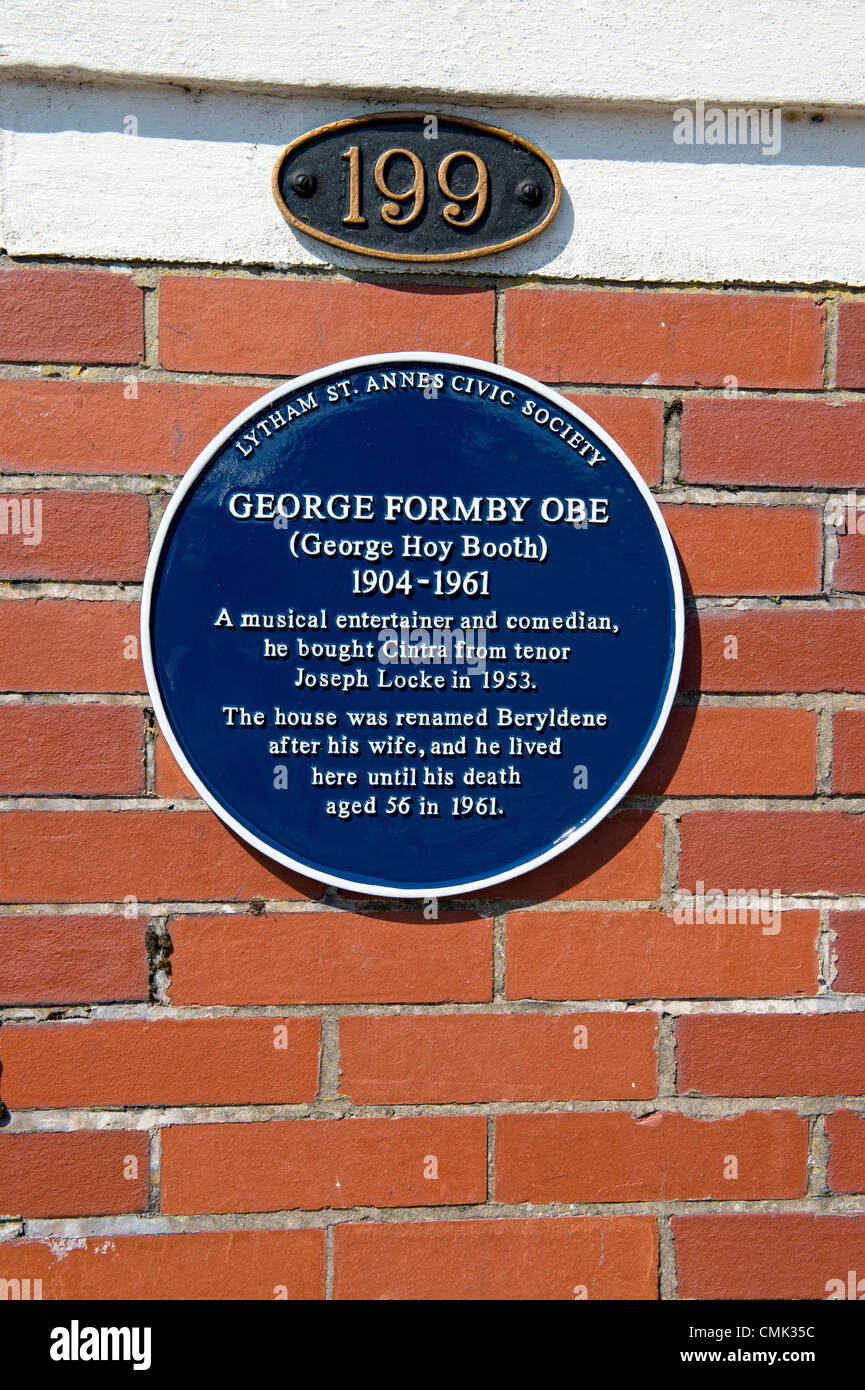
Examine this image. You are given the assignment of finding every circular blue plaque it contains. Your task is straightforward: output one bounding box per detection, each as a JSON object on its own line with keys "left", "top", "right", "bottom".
{"left": 142, "top": 354, "right": 683, "bottom": 897}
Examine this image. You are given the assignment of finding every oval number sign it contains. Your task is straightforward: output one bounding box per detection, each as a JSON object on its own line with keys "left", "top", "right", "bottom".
{"left": 142, "top": 354, "right": 683, "bottom": 898}
{"left": 272, "top": 113, "right": 561, "bottom": 261}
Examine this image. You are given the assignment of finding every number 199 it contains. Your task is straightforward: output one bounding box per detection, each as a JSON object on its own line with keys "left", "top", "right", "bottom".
{"left": 342, "top": 146, "right": 489, "bottom": 230}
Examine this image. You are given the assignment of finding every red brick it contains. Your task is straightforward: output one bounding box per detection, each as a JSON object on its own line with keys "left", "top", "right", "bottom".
{"left": 495, "top": 1111, "right": 807, "bottom": 1203}
{"left": 159, "top": 277, "right": 495, "bottom": 373}
{"left": 0, "top": 601, "right": 144, "bottom": 692}
{"left": 679, "top": 809, "right": 865, "bottom": 896}
{"left": 504, "top": 288, "right": 824, "bottom": 388}
{"left": 0, "top": 1229, "right": 324, "bottom": 1300}
{"left": 826, "top": 1110, "right": 865, "bottom": 1193}
{"left": 830, "top": 909, "right": 865, "bottom": 992}
{"left": 674, "top": 1214, "right": 865, "bottom": 1299}
{"left": 170, "top": 910, "right": 493, "bottom": 1005}
{"left": 485, "top": 810, "right": 663, "bottom": 902}
{"left": 833, "top": 709, "right": 865, "bottom": 792}
{"left": 154, "top": 729, "right": 198, "bottom": 797}
{"left": 682, "top": 399, "right": 865, "bottom": 486}
{"left": 0, "top": 1131, "right": 148, "bottom": 1218}
{"left": 662, "top": 505, "right": 821, "bottom": 597}
{"left": 0, "top": 914, "right": 148, "bottom": 1004}
{"left": 0, "top": 381, "right": 263, "bottom": 475}
{"left": 0, "top": 810, "right": 322, "bottom": 902}
{"left": 676, "top": 1014, "right": 865, "bottom": 1096}
{"left": 0, "top": 492, "right": 150, "bottom": 580}
{"left": 162, "top": 1117, "right": 486, "bottom": 1214}
{"left": 836, "top": 300, "right": 865, "bottom": 387}
{"left": 835, "top": 532, "right": 865, "bottom": 592}
{"left": 565, "top": 394, "right": 664, "bottom": 484}
{"left": 634, "top": 705, "right": 816, "bottom": 796}
{"left": 0, "top": 268, "right": 142, "bottom": 365}
{"left": 340, "top": 1012, "right": 657, "bottom": 1102}
{"left": 1, "top": 1017, "right": 319, "bottom": 1108}
{"left": 0, "top": 705, "right": 144, "bottom": 794}
{"left": 681, "top": 610, "right": 865, "bottom": 693}
{"left": 506, "top": 908, "right": 819, "bottom": 1000}
{"left": 334, "top": 1216, "right": 657, "bottom": 1300}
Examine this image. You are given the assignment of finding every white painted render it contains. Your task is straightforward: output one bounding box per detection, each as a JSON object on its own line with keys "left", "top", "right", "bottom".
{"left": 2, "top": 1, "right": 864, "bottom": 283}
{"left": 2, "top": 82, "right": 863, "bottom": 284}
{"left": 2, "top": 0, "right": 865, "bottom": 109}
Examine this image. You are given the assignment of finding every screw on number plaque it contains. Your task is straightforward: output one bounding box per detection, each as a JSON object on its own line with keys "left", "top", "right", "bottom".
{"left": 272, "top": 113, "right": 562, "bottom": 262}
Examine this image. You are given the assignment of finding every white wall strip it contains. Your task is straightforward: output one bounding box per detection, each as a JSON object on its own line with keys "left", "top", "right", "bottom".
{"left": 2, "top": 84, "right": 863, "bottom": 284}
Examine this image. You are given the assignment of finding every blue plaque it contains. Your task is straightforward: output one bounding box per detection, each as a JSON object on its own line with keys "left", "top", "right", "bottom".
{"left": 142, "top": 354, "right": 683, "bottom": 898}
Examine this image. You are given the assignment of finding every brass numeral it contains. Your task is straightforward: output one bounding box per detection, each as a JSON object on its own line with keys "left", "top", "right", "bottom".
{"left": 438, "top": 151, "right": 488, "bottom": 227}
{"left": 374, "top": 149, "right": 426, "bottom": 227}
{"left": 341, "top": 145, "right": 367, "bottom": 226}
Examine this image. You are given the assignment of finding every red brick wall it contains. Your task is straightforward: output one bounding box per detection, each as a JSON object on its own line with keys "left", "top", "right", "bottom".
{"left": 1, "top": 263, "right": 864, "bottom": 1300}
